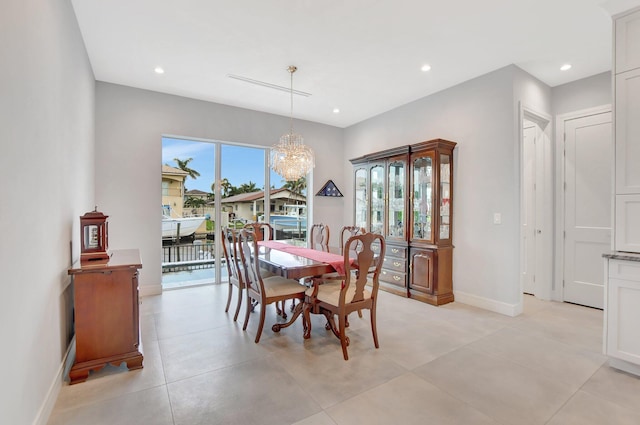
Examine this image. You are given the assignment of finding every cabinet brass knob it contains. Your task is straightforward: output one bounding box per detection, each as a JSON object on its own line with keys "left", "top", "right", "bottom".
{"left": 393, "top": 275, "right": 401, "bottom": 281}
{"left": 394, "top": 261, "right": 402, "bottom": 267}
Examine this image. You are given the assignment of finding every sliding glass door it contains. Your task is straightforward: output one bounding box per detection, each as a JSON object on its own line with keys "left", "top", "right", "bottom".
{"left": 161, "top": 136, "right": 309, "bottom": 290}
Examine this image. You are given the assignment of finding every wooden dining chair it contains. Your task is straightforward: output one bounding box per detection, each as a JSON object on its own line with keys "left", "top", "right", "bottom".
{"left": 237, "top": 229, "right": 307, "bottom": 343}
{"left": 243, "top": 221, "right": 289, "bottom": 314}
{"left": 338, "top": 226, "right": 365, "bottom": 254}
{"left": 303, "top": 232, "right": 386, "bottom": 360}
{"left": 244, "top": 222, "right": 274, "bottom": 242}
{"left": 221, "top": 228, "right": 245, "bottom": 321}
{"left": 310, "top": 223, "right": 330, "bottom": 252}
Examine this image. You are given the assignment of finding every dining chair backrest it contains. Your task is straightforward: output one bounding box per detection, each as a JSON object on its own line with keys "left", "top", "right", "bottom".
{"left": 310, "top": 223, "right": 330, "bottom": 252}
{"left": 339, "top": 226, "right": 365, "bottom": 254}
{"left": 237, "top": 228, "right": 265, "bottom": 299}
{"left": 244, "top": 222, "right": 273, "bottom": 242}
{"left": 221, "top": 227, "right": 246, "bottom": 321}
{"left": 342, "top": 232, "right": 385, "bottom": 303}
{"left": 221, "top": 228, "right": 243, "bottom": 287}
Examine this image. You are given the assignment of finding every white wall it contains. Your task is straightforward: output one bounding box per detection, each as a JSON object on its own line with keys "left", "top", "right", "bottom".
{"left": 552, "top": 72, "right": 612, "bottom": 116}
{"left": 95, "top": 83, "right": 344, "bottom": 295}
{"left": 0, "top": 1, "right": 95, "bottom": 424}
{"left": 344, "top": 66, "right": 523, "bottom": 311}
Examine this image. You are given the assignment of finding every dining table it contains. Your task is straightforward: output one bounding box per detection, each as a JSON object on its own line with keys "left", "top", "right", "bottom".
{"left": 254, "top": 240, "right": 351, "bottom": 334}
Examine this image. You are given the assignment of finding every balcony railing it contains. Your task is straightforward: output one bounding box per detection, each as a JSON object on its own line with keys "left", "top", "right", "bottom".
{"left": 162, "top": 242, "right": 218, "bottom": 273}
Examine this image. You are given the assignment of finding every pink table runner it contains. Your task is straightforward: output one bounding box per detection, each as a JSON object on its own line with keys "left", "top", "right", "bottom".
{"left": 258, "top": 240, "right": 351, "bottom": 275}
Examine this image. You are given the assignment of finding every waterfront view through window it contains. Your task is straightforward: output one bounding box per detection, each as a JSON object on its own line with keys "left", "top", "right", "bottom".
{"left": 161, "top": 136, "right": 308, "bottom": 289}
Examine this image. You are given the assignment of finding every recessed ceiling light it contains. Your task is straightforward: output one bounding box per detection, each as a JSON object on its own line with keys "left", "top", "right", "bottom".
{"left": 560, "top": 64, "right": 572, "bottom": 71}
{"left": 154, "top": 67, "right": 165, "bottom": 74}
{"left": 333, "top": 108, "right": 340, "bottom": 114}
{"left": 421, "top": 64, "right": 432, "bottom": 72}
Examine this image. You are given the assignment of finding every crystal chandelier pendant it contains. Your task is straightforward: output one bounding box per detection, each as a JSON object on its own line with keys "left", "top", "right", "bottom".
{"left": 270, "top": 66, "right": 315, "bottom": 181}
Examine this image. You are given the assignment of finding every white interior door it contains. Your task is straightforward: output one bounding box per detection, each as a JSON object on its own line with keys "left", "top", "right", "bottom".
{"left": 522, "top": 122, "right": 536, "bottom": 294}
{"left": 563, "top": 112, "right": 612, "bottom": 309}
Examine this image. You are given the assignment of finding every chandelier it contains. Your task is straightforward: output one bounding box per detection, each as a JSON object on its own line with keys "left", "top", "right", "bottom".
{"left": 270, "top": 66, "right": 315, "bottom": 181}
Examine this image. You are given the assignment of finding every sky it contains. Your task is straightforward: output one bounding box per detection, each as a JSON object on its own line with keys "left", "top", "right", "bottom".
{"left": 162, "top": 137, "right": 287, "bottom": 193}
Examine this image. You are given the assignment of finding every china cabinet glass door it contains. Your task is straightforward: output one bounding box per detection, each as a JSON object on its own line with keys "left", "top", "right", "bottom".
{"left": 387, "top": 158, "right": 406, "bottom": 240}
{"left": 354, "top": 168, "right": 368, "bottom": 230}
{"left": 370, "top": 164, "right": 385, "bottom": 234}
{"left": 412, "top": 154, "right": 434, "bottom": 242}
{"left": 439, "top": 153, "right": 451, "bottom": 240}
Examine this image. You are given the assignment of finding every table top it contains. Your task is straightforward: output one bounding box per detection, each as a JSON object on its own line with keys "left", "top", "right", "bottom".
{"left": 69, "top": 249, "right": 142, "bottom": 274}
{"left": 256, "top": 241, "right": 343, "bottom": 280}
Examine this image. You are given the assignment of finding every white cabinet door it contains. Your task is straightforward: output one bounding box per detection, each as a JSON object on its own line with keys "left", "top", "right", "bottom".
{"left": 615, "top": 68, "right": 640, "bottom": 194}
{"left": 607, "top": 260, "right": 640, "bottom": 365}
{"left": 615, "top": 9, "right": 640, "bottom": 74}
{"left": 616, "top": 194, "right": 640, "bottom": 252}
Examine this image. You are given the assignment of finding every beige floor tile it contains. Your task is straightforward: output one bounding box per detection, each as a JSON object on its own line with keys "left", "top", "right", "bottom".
{"left": 325, "top": 373, "right": 498, "bottom": 425}
{"left": 51, "top": 339, "right": 166, "bottom": 414}
{"left": 49, "top": 284, "right": 629, "bottom": 425}
{"left": 159, "top": 324, "right": 268, "bottom": 383}
{"left": 413, "top": 347, "right": 575, "bottom": 425}
{"left": 547, "top": 390, "right": 640, "bottom": 425}
{"left": 167, "top": 354, "right": 322, "bottom": 425}
{"left": 512, "top": 302, "right": 603, "bottom": 352}
{"left": 154, "top": 302, "right": 224, "bottom": 340}
{"left": 48, "top": 385, "right": 172, "bottom": 425}
{"left": 292, "top": 411, "right": 338, "bottom": 425}
{"left": 273, "top": 341, "right": 406, "bottom": 409}
{"left": 581, "top": 364, "right": 640, "bottom": 414}
{"left": 467, "top": 326, "right": 606, "bottom": 389}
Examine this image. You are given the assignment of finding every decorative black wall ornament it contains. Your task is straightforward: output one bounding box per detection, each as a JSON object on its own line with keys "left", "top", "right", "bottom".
{"left": 316, "top": 180, "right": 343, "bottom": 197}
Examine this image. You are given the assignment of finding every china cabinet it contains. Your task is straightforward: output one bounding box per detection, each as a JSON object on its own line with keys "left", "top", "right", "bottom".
{"left": 350, "top": 139, "right": 456, "bottom": 305}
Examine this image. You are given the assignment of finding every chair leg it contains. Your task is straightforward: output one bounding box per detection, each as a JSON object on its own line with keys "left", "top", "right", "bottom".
{"left": 357, "top": 309, "right": 363, "bottom": 318}
{"left": 224, "top": 283, "right": 233, "bottom": 313}
{"left": 242, "top": 294, "right": 252, "bottom": 331}
{"left": 338, "top": 314, "right": 349, "bottom": 360}
{"left": 370, "top": 308, "right": 379, "bottom": 349}
{"left": 233, "top": 288, "right": 243, "bottom": 322}
{"left": 254, "top": 304, "right": 266, "bottom": 343}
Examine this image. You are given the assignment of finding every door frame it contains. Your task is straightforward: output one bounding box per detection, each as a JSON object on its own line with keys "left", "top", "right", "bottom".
{"left": 554, "top": 104, "right": 612, "bottom": 302}
{"left": 519, "top": 104, "right": 553, "bottom": 308}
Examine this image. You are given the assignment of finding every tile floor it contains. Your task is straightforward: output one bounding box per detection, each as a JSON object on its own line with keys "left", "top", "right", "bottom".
{"left": 48, "top": 285, "right": 640, "bottom": 425}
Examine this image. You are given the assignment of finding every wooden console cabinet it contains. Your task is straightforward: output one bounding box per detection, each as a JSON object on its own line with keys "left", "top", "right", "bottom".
{"left": 68, "top": 249, "right": 143, "bottom": 384}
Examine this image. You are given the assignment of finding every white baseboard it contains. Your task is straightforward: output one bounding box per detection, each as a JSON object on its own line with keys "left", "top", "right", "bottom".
{"left": 454, "top": 290, "right": 522, "bottom": 317}
{"left": 609, "top": 357, "right": 640, "bottom": 377}
{"left": 140, "top": 283, "right": 162, "bottom": 297}
{"left": 32, "top": 337, "right": 75, "bottom": 425}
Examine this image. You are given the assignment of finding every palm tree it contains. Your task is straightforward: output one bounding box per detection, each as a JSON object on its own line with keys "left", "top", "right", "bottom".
{"left": 239, "top": 180, "right": 259, "bottom": 193}
{"left": 283, "top": 177, "right": 306, "bottom": 199}
{"left": 173, "top": 158, "right": 201, "bottom": 180}
{"left": 220, "top": 178, "right": 232, "bottom": 197}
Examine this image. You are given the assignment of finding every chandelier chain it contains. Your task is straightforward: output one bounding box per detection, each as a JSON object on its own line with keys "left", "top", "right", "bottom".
{"left": 270, "top": 65, "right": 315, "bottom": 182}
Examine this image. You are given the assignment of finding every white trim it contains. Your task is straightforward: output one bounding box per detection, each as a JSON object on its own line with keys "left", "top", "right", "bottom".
{"left": 32, "top": 337, "right": 75, "bottom": 425}
{"left": 554, "top": 104, "right": 612, "bottom": 304}
{"left": 454, "top": 290, "right": 522, "bottom": 317}
{"left": 609, "top": 357, "right": 640, "bottom": 377}
{"left": 140, "top": 283, "right": 162, "bottom": 297}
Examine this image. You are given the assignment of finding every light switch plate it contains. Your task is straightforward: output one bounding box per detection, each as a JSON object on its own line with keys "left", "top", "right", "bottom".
{"left": 493, "top": 213, "right": 502, "bottom": 225}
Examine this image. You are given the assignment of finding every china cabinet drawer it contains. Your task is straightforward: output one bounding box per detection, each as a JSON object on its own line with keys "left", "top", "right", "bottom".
{"left": 386, "top": 245, "right": 407, "bottom": 259}
{"left": 383, "top": 256, "right": 406, "bottom": 272}
{"left": 380, "top": 269, "right": 406, "bottom": 287}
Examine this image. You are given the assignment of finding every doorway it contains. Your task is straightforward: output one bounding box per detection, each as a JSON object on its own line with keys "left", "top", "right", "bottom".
{"left": 520, "top": 108, "right": 553, "bottom": 301}
{"left": 558, "top": 108, "right": 612, "bottom": 309}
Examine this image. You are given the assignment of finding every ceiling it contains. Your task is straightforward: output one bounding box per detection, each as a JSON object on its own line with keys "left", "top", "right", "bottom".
{"left": 71, "top": 0, "right": 638, "bottom": 128}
